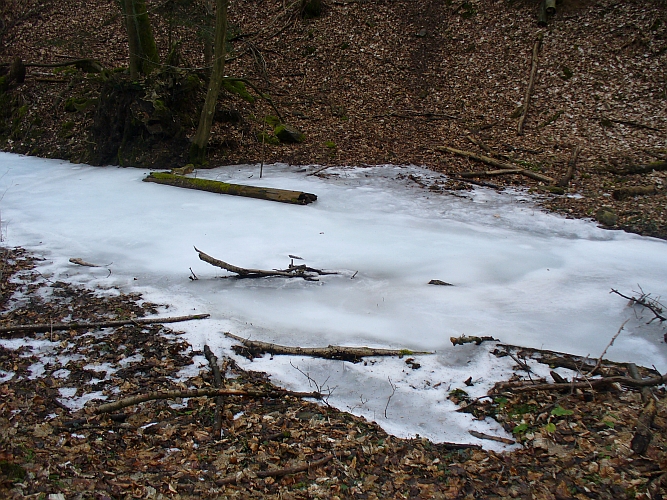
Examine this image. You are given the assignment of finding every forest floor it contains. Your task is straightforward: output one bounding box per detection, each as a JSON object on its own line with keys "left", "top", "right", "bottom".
{"left": 1, "top": 0, "right": 667, "bottom": 237}
{"left": 0, "top": 248, "right": 666, "bottom": 499}
{"left": 1, "top": 0, "right": 667, "bottom": 498}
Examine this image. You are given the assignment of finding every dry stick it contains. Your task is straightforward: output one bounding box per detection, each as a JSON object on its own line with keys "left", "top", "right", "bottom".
{"left": 92, "top": 387, "right": 322, "bottom": 414}
{"left": 468, "top": 430, "right": 515, "bottom": 445}
{"left": 556, "top": 144, "right": 582, "bottom": 187}
{"left": 0, "top": 313, "right": 210, "bottom": 334}
{"left": 225, "top": 332, "right": 432, "bottom": 362}
{"left": 460, "top": 169, "right": 523, "bottom": 178}
{"left": 435, "top": 146, "right": 555, "bottom": 184}
{"left": 216, "top": 454, "right": 334, "bottom": 485}
{"left": 384, "top": 377, "right": 397, "bottom": 418}
{"left": 587, "top": 320, "right": 628, "bottom": 376}
{"left": 306, "top": 165, "right": 333, "bottom": 176}
{"left": 204, "top": 345, "right": 225, "bottom": 437}
{"left": 69, "top": 258, "right": 104, "bottom": 267}
{"left": 628, "top": 363, "right": 658, "bottom": 455}
{"left": 517, "top": 35, "right": 543, "bottom": 136}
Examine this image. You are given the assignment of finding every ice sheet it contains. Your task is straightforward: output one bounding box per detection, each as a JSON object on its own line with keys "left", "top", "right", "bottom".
{"left": 1, "top": 153, "right": 666, "bottom": 449}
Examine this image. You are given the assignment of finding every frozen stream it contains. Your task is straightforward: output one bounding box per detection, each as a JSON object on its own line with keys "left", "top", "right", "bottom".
{"left": 1, "top": 152, "right": 666, "bottom": 450}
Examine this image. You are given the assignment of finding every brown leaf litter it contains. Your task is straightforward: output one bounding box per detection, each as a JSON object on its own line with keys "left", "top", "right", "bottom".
{"left": 0, "top": 248, "right": 665, "bottom": 499}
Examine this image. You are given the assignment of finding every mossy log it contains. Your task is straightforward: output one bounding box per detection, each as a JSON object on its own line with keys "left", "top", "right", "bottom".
{"left": 612, "top": 185, "right": 658, "bottom": 200}
{"left": 143, "top": 172, "right": 317, "bottom": 205}
{"left": 225, "top": 332, "right": 433, "bottom": 363}
{"left": 608, "top": 160, "right": 667, "bottom": 176}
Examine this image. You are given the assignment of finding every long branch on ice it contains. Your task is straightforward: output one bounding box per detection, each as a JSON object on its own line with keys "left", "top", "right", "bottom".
{"left": 225, "top": 332, "right": 432, "bottom": 362}
{"left": 0, "top": 313, "right": 210, "bottom": 334}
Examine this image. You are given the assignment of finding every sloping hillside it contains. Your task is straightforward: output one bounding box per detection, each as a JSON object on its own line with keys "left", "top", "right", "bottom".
{"left": 1, "top": 0, "right": 666, "bottom": 236}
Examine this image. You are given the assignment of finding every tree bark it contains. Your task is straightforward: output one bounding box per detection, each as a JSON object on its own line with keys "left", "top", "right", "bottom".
{"left": 190, "top": 0, "right": 230, "bottom": 164}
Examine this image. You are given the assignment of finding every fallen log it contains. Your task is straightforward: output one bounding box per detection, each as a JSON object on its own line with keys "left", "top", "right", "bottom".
{"left": 143, "top": 172, "right": 317, "bottom": 205}
{"left": 493, "top": 373, "right": 667, "bottom": 394}
{"left": 91, "top": 387, "right": 323, "bottom": 414}
{"left": 0, "top": 313, "right": 210, "bottom": 335}
{"left": 517, "top": 35, "right": 543, "bottom": 136}
{"left": 435, "top": 146, "right": 555, "bottom": 184}
{"left": 612, "top": 185, "right": 658, "bottom": 200}
{"left": 195, "top": 247, "right": 337, "bottom": 281}
{"left": 606, "top": 160, "right": 667, "bottom": 176}
{"left": 556, "top": 144, "right": 582, "bottom": 187}
{"left": 225, "top": 332, "right": 432, "bottom": 362}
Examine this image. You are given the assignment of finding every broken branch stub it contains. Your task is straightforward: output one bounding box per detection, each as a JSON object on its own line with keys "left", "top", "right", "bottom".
{"left": 225, "top": 332, "right": 432, "bottom": 362}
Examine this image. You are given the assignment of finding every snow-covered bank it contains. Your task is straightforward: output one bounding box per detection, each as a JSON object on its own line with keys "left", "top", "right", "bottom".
{"left": 1, "top": 152, "right": 666, "bottom": 449}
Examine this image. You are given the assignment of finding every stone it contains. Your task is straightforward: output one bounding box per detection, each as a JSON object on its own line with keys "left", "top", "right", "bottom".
{"left": 595, "top": 207, "right": 618, "bottom": 226}
{"left": 274, "top": 123, "right": 305, "bottom": 143}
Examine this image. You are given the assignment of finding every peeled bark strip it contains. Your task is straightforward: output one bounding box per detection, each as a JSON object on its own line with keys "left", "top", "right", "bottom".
{"left": 435, "top": 146, "right": 555, "bottom": 184}
{"left": 517, "top": 36, "right": 543, "bottom": 136}
{"left": 556, "top": 144, "right": 582, "bottom": 187}
{"left": 225, "top": 332, "right": 432, "bottom": 362}
{"left": 92, "top": 387, "right": 322, "bottom": 414}
{"left": 143, "top": 172, "right": 317, "bottom": 205}
{"left": 0, "top": 313, "right": 210, "bottom": 334}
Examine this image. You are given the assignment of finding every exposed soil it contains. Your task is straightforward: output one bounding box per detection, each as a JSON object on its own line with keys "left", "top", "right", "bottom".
{"left": 1, "top": 0, "right": 666, "bottom": 237}
{"left": 0, "top": 248, "right": 666, "bottom": 499}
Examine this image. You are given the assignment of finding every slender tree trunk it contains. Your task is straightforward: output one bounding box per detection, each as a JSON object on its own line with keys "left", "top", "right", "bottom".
{"left": 124, "top": 0, "right": 141, "bottom": 79}
{"left": 122, "top": 0, "right": 159, "bottom": 77}
{"left": 190, "top": 0, "right": 229, "bottom": 165}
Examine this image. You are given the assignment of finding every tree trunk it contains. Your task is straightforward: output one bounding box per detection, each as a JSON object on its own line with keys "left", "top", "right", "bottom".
{"left": 190, "top": 0, "right": 229, "bottom": 165}
{"left": 122, "top": 0, "right": 159, "bottom": 78}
